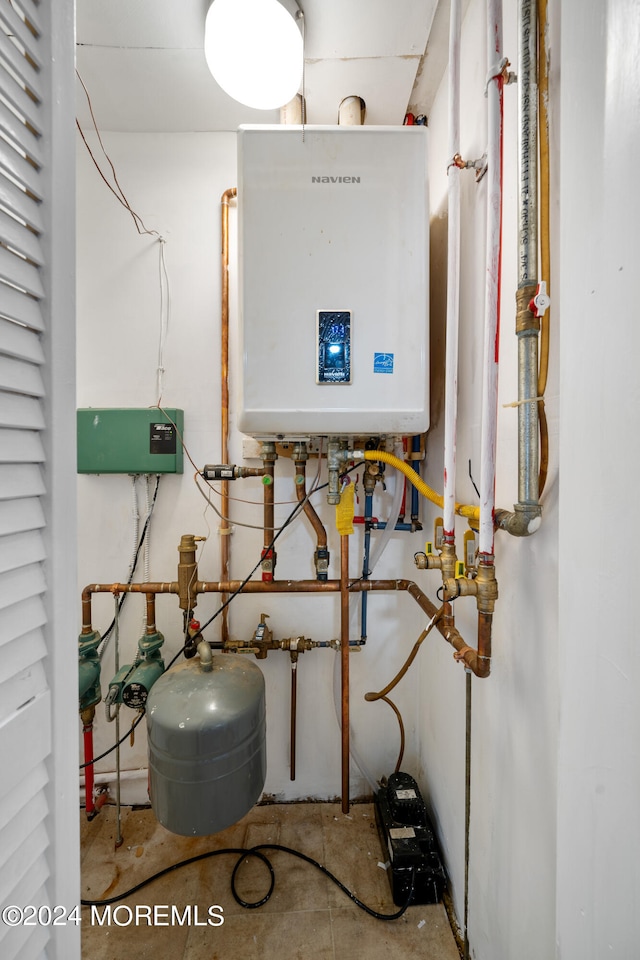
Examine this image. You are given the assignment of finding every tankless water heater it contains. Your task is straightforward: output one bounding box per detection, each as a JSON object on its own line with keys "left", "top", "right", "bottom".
{"left": 237, "top": 125, "right": 429, "bottom": 438}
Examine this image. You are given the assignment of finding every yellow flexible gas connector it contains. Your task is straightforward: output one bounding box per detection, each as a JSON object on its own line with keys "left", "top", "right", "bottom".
{"left": 362, "top": 450, "right": 480, "bottom": 522}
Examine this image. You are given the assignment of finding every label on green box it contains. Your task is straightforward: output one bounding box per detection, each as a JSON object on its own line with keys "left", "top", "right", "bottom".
{"left": 150, "top": 423, "right": 177, "bottom": 455}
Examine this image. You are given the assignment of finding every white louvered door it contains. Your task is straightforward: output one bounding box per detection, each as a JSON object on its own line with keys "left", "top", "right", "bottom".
{"left": 0, "top": 2, "right": 78, "bottom": 959}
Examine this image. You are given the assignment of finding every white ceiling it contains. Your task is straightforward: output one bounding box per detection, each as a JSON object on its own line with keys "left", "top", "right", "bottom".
{"left": 75, "top": 0, "right": 452, "bottom": 133}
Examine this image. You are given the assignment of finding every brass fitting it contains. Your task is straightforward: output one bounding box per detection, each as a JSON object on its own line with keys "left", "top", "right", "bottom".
{"left": 363, "top": 462, "right": 378, "bottom": 494}
{"left": 280, "top": 636, "right": 316, "bottom": 654}
{"left": 438, "top": 542, "right": 458, "bottom": 583}
{"left": 80, "top": 704, "right": 96, "bottom": 727}
{"left": 177, "top": 534, "right": 205, "bottom": 610}
{"left": 475, "top": 558, "right": 499, "bottom": 614}
{"left": 414, "top": 541, "right": 458, "bottom": 576}
{"left": 516, "top": 283, "right": 541, "bottom": 335}
{"left": 443, "top": 577, "right": 478, "bottom": 599}
{"left": 251, "top": 614, "right": 274, "bottom": 659}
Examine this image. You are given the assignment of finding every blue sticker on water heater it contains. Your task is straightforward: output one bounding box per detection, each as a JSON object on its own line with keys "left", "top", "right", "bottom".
{"left": 373, "top": 353, "right": 394, "bottom": 374}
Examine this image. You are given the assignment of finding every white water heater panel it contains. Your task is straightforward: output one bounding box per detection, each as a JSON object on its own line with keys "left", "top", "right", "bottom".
{"left": 237, "top": 125, "right": 429, "bottom": 438}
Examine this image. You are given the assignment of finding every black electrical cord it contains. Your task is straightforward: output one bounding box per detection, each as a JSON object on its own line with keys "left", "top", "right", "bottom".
{"left": 98, "top": 475, "right": 161, "bottom": 656}
{"left": 79, "top": 711, "right": 145, "bottom": 770}
{"left": 81, "top": 842, "right": 415, "bottom": 922}
{"left": 80, "top": 465, "right": 359, "bottom": 769}
{"left": 165, "top": 463, "right": 361, "bottom": 671}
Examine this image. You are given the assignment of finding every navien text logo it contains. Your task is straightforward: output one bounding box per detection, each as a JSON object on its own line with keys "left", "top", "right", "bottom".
{"left": 311, "top": 176, "right": 361, "bottom": 183}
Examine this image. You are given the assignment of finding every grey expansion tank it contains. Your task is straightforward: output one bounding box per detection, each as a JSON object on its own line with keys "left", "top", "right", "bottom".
{"left": 146, "top": 648, "right": 266, "bottom": 836}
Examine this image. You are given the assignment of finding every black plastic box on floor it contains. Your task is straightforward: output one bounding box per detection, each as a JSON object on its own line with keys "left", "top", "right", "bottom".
{"left": 374, "top": 772, "right": 447, "bottom": 907}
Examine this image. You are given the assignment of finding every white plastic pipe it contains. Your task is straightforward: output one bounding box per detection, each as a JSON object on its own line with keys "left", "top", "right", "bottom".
{"left": 443, "top": 0, "right": 462, "bottom": 542}
{"left": 479, "top": 0, "right": 504, "bottom": 556}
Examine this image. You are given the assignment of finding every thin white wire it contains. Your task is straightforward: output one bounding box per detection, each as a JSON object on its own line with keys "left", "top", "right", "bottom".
{"left": 127, "top": 476, "right": 139, "bottom": 582}
{"left": 139, "top": 475, "right": 152, "bottom": 635}
{"left": 156, "top": 239, "right": 170, "bottom": 405}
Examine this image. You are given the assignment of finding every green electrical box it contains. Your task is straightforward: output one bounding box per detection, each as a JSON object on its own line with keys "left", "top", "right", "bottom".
{"left": 77, "top": 408, "right": 184, "bottom": 474}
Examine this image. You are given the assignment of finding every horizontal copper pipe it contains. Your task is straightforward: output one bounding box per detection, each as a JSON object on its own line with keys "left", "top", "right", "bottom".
{"left": 80, "top": 575, "right": 491, "bottom": 677}
{"left": 81, "top": 582, "right": 178, "bottom": 633}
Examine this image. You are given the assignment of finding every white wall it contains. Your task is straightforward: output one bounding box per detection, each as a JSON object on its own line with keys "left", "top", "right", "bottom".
{"left": 76, "top": 131, "right": 430, "bottom": 805}
{"left": 418, "top": 2, "right": 559, "bottom": 958}
{"left": 557, "top": 0, "right": 640, "bottom": 956}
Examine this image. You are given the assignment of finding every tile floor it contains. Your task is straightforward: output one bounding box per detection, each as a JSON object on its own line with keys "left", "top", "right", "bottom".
{"left": 80, "top": 802, "right": 461, "bottom": 960}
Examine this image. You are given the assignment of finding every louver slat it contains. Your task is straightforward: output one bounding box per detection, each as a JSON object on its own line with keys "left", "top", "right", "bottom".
{"left": 0, "top": 392, "right": 45, "bottom": 429}
{"left": 0, "top": 283, "right": 44, "bottom": 330}
{"left": 0, "top": 594, "right": 46, "bottom": 648}
{"left": 0, "top": 4, "right": 41, "bottom": 72}
{"left": 0, "top": 23, "right": 40, "bottom": 98}
{"left": 0, "top": 463, "right": 44, "bottom": 499}
{"left": 0, "top": 496, "right": 44, "bottom": 536}
{"left": 0, "top": 210, "right": 43, "bottom": 264}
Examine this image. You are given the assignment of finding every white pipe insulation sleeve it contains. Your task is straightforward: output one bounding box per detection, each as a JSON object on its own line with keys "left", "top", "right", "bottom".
{"left": 479, "top": 0, "right": 504, "bottom": 556}
{"left": 443, "top": 0, "right": 462, "bottom": 539}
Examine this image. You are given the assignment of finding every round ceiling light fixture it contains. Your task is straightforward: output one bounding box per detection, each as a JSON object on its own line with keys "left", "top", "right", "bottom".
{"left": 204, "top": 0, "right": 304, "bottom": 111}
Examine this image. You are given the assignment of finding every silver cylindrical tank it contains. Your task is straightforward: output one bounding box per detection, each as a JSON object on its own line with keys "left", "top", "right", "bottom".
{"left": 146, "top": 651, "right": 266, "bottom": 836}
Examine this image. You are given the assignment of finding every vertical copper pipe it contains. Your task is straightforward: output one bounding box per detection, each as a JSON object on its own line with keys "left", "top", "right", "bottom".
{"left": 220, "top": 187, "right": 236, "bottom": 642}
{"left": 290, "top": 660, "right": 297, "bottom": 781}
{"left": 145, "top": 594, "right": 156, "bottom": 633}
{"left": 262, "top": 450, "right": 276, "bottom": 580}
{"left": 295, "top": 459, "right": 327, "bottom": 547}
{"left": 340, "top": 535, "right": 350, "bottom": 813}
{"left": 476, "top": 612, "right": 493, "bottom": 678}
{"left": 263, "top": 461, "right": 275, "bottom": 547}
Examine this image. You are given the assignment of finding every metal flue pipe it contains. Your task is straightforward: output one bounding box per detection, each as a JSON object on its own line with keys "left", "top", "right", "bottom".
{"left": 496, "top": 0, "right": 542, "bottom": 537}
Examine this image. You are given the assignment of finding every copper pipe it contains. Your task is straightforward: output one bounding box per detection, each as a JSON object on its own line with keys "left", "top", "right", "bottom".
{"left": 220, "top": 187, "right": 237, "bottom": 643}
{"left": 340, "top": 535, "right": 350, "bottom": 813}
{"left": 81, "top": 582, "right": 178, "bottom": 633}
{"left": 261, "top": 446, "right": 277, "bottom": 580}
{"left": 263, "top": 462, "right": 275, "bottom": 544}
{"left": 390, "top": 580, "right": 492, "bottom": 678}
{"left": 295, "top": 459, "right": 327, "bottom": 548}
{"left": 198, "top": 579, "right": 339, "bottom": 594}
{"left": 81, "top": 573, "right": 491, "bottom": 678}
{"left": 145, "top": 594, "right": 157, "bottom": 634}
{"left": 290, "top": 659, "right": 297, "bottom": 781}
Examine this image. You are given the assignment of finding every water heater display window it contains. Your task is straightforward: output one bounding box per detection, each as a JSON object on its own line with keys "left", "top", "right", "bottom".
{"left": 317, "top": 311, "right": 351, "bottom": 384}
